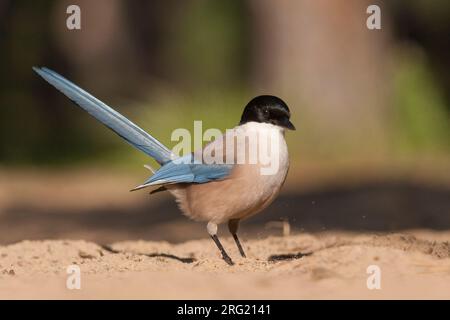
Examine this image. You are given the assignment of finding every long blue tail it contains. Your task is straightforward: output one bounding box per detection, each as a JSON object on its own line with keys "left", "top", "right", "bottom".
{"left": 33, "top": 67, "right": 173, "bottom": 164}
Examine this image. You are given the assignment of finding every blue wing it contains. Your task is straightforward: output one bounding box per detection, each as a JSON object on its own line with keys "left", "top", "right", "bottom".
{"left": 33, "top": 67, "right": 173, "bottom": 164}
{"left": 132, "top": 154, "right": 233, "bottom": 190}
{"left": 34, "top": 67, "right": 232, "bottom": 190}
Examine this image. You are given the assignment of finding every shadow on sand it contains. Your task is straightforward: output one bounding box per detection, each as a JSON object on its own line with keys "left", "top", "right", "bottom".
{"left": 1, "top": 180, "right": 449, "bottom": 244}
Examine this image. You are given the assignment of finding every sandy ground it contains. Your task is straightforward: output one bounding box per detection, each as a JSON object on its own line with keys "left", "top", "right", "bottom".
{"left": 1, "top": 231, "right": 449, "bottom": 299}
{"left": 0, "top": 168, "right": 449, "bottom": 299}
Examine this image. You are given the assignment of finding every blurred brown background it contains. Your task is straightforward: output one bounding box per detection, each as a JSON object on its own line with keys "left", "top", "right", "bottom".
{"left": 0, "top": 0, "right": 449, "bottom": 245}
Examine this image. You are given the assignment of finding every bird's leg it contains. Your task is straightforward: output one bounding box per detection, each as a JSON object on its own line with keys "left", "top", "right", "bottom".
{"left": 207, "top": 222, "right": 234, "bottom": 266}
{"left": 228, "top": 219, "right": 246, "bottom": 258}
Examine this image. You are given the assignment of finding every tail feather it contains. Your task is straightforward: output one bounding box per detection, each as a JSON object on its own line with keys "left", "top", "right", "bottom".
{"left": 33, "top": 67, "right": 173, "bottom": 164}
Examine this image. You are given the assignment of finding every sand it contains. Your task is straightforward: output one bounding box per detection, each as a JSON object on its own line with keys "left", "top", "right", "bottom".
{"left": 1, "top": 231, "right": 449, "bottom": 299}
{"left": 1, "top": 168, "right": 449, "bottom": 299}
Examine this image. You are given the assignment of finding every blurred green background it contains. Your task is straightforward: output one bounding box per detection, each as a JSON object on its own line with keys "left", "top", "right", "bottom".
{"left": 0, "top": 0, "right": 449, "bottom": 243}
{"left": 1, "top": 0, "right": 448, "bottom": 169}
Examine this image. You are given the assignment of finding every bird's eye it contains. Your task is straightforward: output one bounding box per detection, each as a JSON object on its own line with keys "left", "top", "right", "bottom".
{"left": 263, "top": 108, "right": 269, "bottom": 115}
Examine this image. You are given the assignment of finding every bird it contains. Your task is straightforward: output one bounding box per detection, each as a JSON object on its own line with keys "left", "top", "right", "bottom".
{"left": 33, "top": 67, "right": 295, "bottom": 265}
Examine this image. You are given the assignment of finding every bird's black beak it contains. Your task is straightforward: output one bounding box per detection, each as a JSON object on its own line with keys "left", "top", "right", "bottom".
{"left": 281, "top": 118, "right": 296, "bottom": 130}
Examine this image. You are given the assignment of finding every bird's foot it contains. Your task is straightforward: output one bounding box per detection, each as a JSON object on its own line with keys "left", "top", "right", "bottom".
{"left": 222, "top": 253, "right": 234, "bottom": 266}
